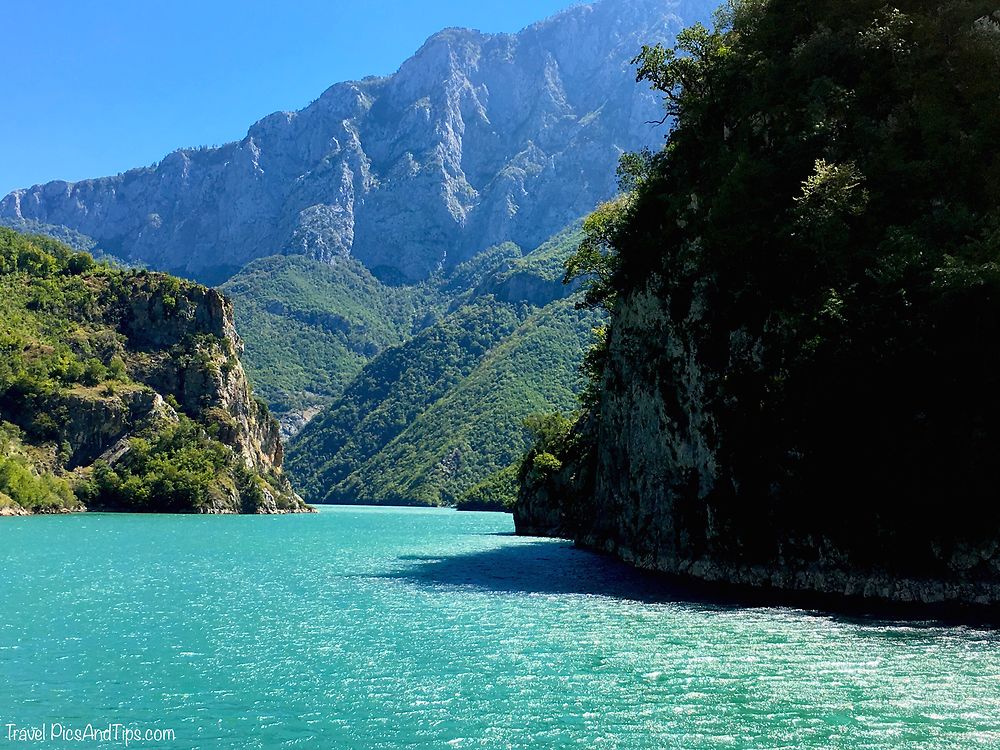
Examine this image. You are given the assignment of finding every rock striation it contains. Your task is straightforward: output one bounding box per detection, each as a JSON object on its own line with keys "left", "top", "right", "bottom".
{"left": 0, "top": 0, "right": 713, "bottom": 283}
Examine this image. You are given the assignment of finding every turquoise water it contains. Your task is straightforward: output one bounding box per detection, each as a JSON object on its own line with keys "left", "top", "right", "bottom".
{"left": 1, "top": 507, "right": 999, "bottom": 749}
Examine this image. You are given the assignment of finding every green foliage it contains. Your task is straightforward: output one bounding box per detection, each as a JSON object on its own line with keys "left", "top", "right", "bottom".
{"left": 0, "top": 226, "right": 298, "bottom": 514}
{"left": 77, "top": 416, "right": 246, "bottom": 512}
{"left": 455, "top": 462, "right": 520, "bottom": 512}
{"left": 0, "top": 217, "right": 128, "bottom": 266}
{"left": 221, "top": 255, "right": 433, "bottom": 418}
{"left": 224, "top": 227, "right": 588, "bottom": 426}
{"left": 567, "top": 0, "right": 1000, "bottom": 551}
{"left": 0, "top": 229, "right": 128, "bottom": 430}
{"left": 521, "top": 412, "right": 575, "bottom": 484}
{"left": 224, "top": 222, "right": 597, "bottom": 508}
{"left": 564, "top": 196, "right": 634, "bottom": 312}
{"left": 287, "top": 294, "right": 601, "bottom": 507}
{"left": 0, "top": 423, "right": 76, "bottom": 512}
{"left": 286, "top": 300, "right": 525, "bottom": 504}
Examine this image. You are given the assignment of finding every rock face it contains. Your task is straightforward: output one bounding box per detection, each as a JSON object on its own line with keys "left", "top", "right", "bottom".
{"left": 114, "top": 279, "right": 288, "bottom": 475}
{"left": 0, "top": 0, "right": 712, "bottom": 283}
{"left": 516, "top": 278, "right": 1000, "bottom": 610}
{"left": 513, "top": 0, "right": 1000, "bottom": 613}
{"left": 0, "top": 227, "right": 309, "bottom": 516}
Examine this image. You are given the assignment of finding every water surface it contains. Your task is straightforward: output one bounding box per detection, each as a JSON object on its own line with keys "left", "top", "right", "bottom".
{"left": 1, "top": 507, "right": 998, "bottom": 749}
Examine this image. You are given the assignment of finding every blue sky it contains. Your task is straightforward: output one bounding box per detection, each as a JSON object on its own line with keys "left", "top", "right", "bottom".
{"left": 0, "top": 0, "right": 580, "bottom": 196}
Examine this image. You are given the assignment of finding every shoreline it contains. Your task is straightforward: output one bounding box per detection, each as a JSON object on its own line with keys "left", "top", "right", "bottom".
{"left": 570, "top": 536, "right": 1000, "bottom": 626}
{"left": 0, "top": 505, "right": 317, "bottom": 517}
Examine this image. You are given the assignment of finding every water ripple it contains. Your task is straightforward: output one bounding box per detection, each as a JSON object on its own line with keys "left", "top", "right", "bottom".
{"left": 0, "top": 508, "right": 998, "bottom": 749}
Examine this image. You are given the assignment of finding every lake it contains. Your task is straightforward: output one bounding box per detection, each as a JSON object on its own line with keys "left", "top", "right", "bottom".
{"left": 1, "top": 506, "right": 998, "bottom": 749}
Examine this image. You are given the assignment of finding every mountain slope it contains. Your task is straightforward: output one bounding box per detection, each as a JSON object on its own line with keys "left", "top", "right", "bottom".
{"left": 341, "top": 298, "right": 600, "bottom": 506}
{"left": 285, "top": 299, "right": 526, "bottom": 502}
{"left": 288, "top": 296, "right": 600, "bottom": 506}
{"left": 0, "top": 0, "right": 714, "bottom": 283}
{"left": 0, "top": 227, "right": 308, "bottom": 514}
{"left": 284, "top": 223, "right": 601, "bottom": 506}
{"left": 219, "top": 255, "right": 432, "bottom": 433}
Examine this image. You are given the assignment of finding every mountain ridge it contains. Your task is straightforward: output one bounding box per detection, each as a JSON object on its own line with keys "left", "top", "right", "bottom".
{"left": 1, "top": 0, "right": 711, "bottom": 284}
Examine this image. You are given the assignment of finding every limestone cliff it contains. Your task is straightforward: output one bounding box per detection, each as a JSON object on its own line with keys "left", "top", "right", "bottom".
{"left": 0, "top": 0, "right": 715, "bottom": 283}
{"left": 517, "top": 281, "right": 1000, "bottom": 609}
{"left": 516, "top": 1, "right": 1000, "bottom": 612}
{"left": 0, "top": 227, "right": 308, "bottom": 514}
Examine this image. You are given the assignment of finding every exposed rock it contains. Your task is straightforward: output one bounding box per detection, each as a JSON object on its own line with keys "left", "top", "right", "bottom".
{"left": 516, "top": 277, "right": 1000, "bottom": 610}
{"left": 1, "top": 261, "right": 309, "bottom": 515}
{"left": 0, "top": 0, "right": 713, "bottom": 283}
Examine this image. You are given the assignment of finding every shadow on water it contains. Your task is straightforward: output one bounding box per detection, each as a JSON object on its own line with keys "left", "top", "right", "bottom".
{"left": 389, "top": 540, "right": 738, "bottom": 610}
{"left": 387, "top": 539, "right": 1000, "bottom": 630}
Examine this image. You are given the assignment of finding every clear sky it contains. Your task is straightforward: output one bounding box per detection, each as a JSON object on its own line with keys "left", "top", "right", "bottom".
{"left": 0, "top": 0, "right": 581, "bottom": 196}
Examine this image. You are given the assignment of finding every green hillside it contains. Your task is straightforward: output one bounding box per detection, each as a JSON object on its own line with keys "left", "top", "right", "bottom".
{"left": 335, "top": 298, "right": 600, "bottom": 507}
{"left": 0, "top": 227, "right": 305, "bottom": 515}
{"left": 286, "top": 295, "right": 600, "bottom": 507}
{"left": 285, "top": 300, "right": 526, "bottom": 503}
{"left": 220, "top": 255, "right": 435, "bottom": 430}
{"left": 278, "top": 225, "right": 599, "bottom": 508}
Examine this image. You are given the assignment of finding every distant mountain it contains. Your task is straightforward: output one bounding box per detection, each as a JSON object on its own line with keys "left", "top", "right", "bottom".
{"left": 284, "top": 226, "right": 602, "bottom": 507}
{"left": 1, "top": 0, "right": 712, "bottom": 284}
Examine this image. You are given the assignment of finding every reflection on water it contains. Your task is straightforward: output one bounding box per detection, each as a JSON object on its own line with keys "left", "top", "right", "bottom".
{"left": 0, "top": 506, "right": 998, "bottom": 750}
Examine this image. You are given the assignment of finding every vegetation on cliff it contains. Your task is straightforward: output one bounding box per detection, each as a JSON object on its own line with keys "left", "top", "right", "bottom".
{"left": 0, "top": 227, "right": 306, "bottom": 514}
{"left": 281, "top": 228, "right": 602, "bottom": 508}
{"left": 220, "top": 255, "right": 432, "bottom": 430}
{"left": 519, "top": 0, "right": 1000, "bottom": 596}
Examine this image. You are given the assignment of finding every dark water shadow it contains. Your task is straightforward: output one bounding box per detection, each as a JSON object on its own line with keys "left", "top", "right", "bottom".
{"left": 387, "top": 540, "right": 1000, "bottom": 630}
{"left": 389, "top": 541, "right": 737, "bottom": 609}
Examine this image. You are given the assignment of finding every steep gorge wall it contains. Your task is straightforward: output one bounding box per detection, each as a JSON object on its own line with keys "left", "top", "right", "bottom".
{"left": 113, "top": 278, "right": 286, "bottom": 474}
{"left": 517, "top": 278, "right": 1000, "bottom": 609}
{"left": 2, "top": 266, "right": 308, "bottom": 515}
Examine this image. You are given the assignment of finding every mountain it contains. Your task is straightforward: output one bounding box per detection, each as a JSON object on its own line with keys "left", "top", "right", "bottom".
{"left": 0, "top": 227, "right": 308, "bottom": 515}
{"left": 516, "top": 1, "right": 1000, "bottom": 608}
{"left": 284, "top": 225, "right": 602, "bottom": 507}
{"left": 1, "top": 0, "right": 719, "bottom": 512}
{"left": 0, "top": 0, "right": 711, "bottom": 285}
{"left": 219, "top": 255, "right": 433, "bottom": 434}
{"left": 221, "top": 221, "right": 587, "bottom": 433}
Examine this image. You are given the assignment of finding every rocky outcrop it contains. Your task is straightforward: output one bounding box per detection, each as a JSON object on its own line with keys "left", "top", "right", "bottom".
{"left": 109, "top": 276, "right": 288, "bottom": 475}
{"left": 105, "top": 275, "right": 304, "bottom": 511}
{"left": 514, "top": 0, "right": 1000, "bottom": 614}
{"left": 59, "top": 387, "right": 171, "bottom": 469}
{"left": 1, "top": 227, "right": 309, "bottom": 515}
{"left": 516, "top": 278, "right": 1000, "bottom": 611}
{"left": 0, "top": 0, "right": 714, "bottom": 283}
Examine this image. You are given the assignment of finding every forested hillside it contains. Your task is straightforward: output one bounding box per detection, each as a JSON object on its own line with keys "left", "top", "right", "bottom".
{"left": 282, "top": 226, "right": 602, "bottom": 508}
{"left": 517, "top": 0, "right": 1000, "bottom": 607}
{"left": 0, "top": 228, "right": 307, "bottom": 515}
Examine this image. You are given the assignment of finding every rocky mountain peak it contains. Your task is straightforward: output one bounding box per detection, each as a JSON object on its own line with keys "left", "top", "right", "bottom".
{"left": 1, "top": 0, "right": 716, "bottom": 284}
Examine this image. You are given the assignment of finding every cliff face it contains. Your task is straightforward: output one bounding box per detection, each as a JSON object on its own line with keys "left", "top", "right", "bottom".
{"left": 114, "top": 280, "right": 286, "bottom": 474}
{"left": 96, "top": 276, "right": 304, "bottom": 513}
{"left": 516, "top": 1, "right": 1000, "bottom": 611}
{"left": 521, "top": 282, "right": 1000, "bottom": 609}
{"left": 0, "top": 0, "right": 714, "bottom": 283}
{"left": 0, "top": 228, "right": 308, "bottom": 514}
